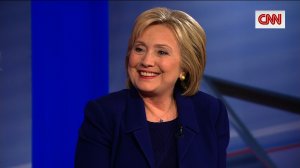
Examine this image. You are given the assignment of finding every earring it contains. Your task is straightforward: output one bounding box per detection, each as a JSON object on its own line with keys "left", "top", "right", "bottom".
{"left": 179, "top": 73, "right": 186, "bottom": 81}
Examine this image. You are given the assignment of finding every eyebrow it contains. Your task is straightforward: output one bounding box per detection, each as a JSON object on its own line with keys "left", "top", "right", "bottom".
{"left": 134, "top": 41, "right": 173, "bottom": 51}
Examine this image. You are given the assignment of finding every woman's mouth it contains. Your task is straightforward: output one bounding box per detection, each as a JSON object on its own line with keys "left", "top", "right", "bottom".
{"left": 139, "top": 71, "right": 160, "bottom": 78}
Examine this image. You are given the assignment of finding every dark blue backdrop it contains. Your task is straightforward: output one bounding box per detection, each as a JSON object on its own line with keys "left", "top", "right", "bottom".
{"left": 31, "top": 1, "right": 108, "bottom": 167}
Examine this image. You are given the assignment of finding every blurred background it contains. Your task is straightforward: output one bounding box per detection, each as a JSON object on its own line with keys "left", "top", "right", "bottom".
{"left": 0, "top": 1, "right": 31, "bottom": 168}
{"left": 0, "top": 1, "right": 299, "bottom": 168}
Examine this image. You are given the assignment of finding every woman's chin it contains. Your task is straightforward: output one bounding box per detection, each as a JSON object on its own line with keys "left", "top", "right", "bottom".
{"left": 135, "top": 87, "right": 158, "bottom": 97}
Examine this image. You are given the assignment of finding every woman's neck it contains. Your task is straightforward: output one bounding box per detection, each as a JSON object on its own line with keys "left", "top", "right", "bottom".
{"left": 140, "top": 92, "right": 177, "bottom": 122}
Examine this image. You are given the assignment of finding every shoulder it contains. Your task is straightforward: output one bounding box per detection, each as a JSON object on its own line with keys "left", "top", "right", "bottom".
{"left": 77, "top": 90, "right": 131, "bottom": 150}
{"left": 84, "top": 89, "right": 130, "bottom": 123}
{"left": 93, "top": 89, "right": 129, "bottom": 108}
{"left": 189, "top": 91, "right": 227, "bottom": 123}
{"left": 190, "top": 91, "right": 221, "bottom": 107}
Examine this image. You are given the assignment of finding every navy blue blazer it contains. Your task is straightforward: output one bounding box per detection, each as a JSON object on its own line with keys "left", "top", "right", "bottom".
{"left": 75, "top": 88, "right": 229, "bottom": 168}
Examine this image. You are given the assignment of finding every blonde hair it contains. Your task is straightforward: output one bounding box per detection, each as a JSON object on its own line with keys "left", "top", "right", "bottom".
{"left": 126, "top": 7, "right": 206, "bottom": 96}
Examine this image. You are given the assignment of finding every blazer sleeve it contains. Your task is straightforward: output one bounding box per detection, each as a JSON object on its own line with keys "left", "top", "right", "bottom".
{"left": 75, "top": 100, "right": 113, "bottom": 168}
{"left": 216, "top": 99, "right": 230, "bottom": 167}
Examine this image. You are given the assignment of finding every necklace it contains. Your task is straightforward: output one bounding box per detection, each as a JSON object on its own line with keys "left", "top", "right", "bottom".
{"left": 146, "top": 98, "right": 175, "bottom": 123}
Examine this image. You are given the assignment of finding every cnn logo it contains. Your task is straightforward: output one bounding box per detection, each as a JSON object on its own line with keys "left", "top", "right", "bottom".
{"left": 255, "top": 10, "right": 285, "bottom": 29}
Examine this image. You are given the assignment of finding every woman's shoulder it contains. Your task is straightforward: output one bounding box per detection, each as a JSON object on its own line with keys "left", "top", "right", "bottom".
{"left": 84, "top": 89, "right": 130, "bottom": 118}
{"left": 190, "top": 91, "right": 227, "bottom": 122}
{"left": 93, "top": 89, "right": 130, "bottom": 105}
{"left": 191, "top": 91, "right": 220, "bottom": 105}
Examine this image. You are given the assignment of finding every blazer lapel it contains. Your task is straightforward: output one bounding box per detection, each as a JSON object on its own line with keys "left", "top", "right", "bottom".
{"left": 133, "top": 129, "right": 155, "bottom": 168}
{"left": 124, "top": 89, "right": 155, "bottom": 168}
{"left": 175, "top": 91, "right": 200, "bottom": 162}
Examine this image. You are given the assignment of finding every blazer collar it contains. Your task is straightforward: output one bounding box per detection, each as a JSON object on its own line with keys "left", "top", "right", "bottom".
{"left": 174, "top": 89, "right": 201, "bottom": 161}
{"left": 174, "top": 89, "right": 200, "bottom": 134}
{"left": 124, "top": 87, "right": 200, "bottom": 134}
{"left": 124, "top": 88, "right": 147, "bottom": 133}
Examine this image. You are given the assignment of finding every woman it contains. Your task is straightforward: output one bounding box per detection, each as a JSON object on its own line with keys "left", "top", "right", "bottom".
{"left": 75, "top": 7, "right": 229, "bottom": 168}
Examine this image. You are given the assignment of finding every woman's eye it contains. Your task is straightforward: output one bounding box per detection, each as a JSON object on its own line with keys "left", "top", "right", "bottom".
{"left": 134, "top": 47, "right": 144, "bottom": 53}
{"left": 158, "top": 50, "right": 168, "bottom": 56}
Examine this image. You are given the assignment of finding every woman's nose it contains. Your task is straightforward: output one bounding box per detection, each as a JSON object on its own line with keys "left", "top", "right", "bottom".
{"left": 140, "top": 52, "right": 155, "bottom": 67}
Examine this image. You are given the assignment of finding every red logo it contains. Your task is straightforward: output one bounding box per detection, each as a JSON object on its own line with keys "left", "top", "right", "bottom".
{"left": 258, "top": 14, "right": 282, "bottom": 25}
{"left": 255, "top": 10, "right": 285, "bottom": 29}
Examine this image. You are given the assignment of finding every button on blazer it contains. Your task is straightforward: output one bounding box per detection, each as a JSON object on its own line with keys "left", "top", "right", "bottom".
{"left": 75, "top": 88, "right": 230, "bottom": 168}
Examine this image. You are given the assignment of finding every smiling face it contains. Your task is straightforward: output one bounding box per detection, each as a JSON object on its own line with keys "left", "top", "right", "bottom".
{"left": 128, "top": 24, "right": 183, "bottom": 97}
